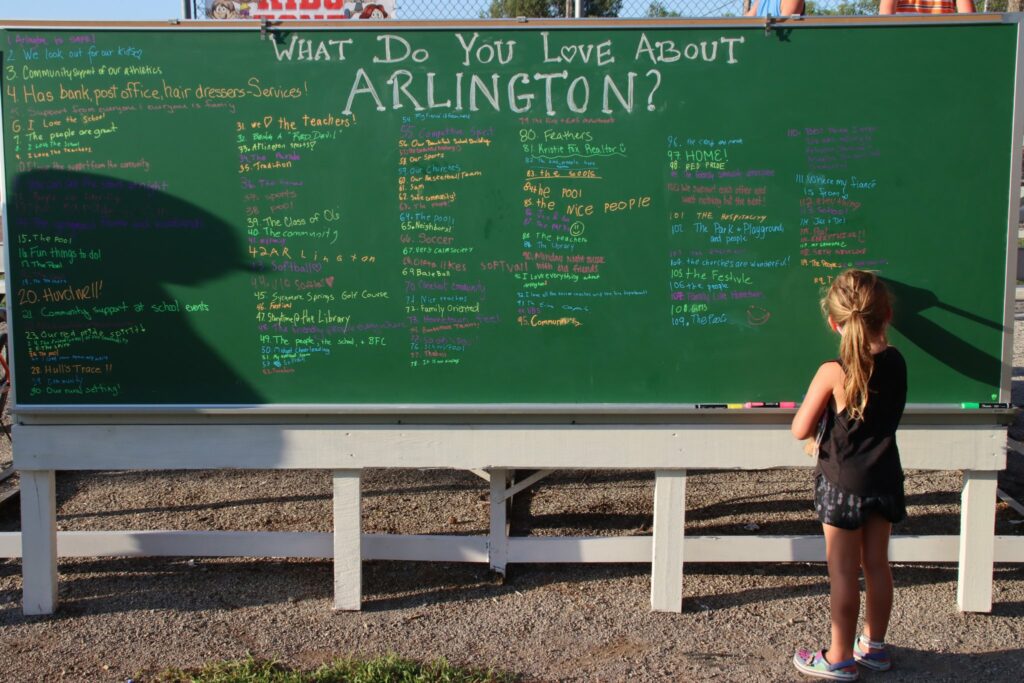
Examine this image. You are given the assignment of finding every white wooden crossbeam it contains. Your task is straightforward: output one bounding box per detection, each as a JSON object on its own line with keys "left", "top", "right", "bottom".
{"left": 2, "top": 531, "right": 1022, "bottom": 563}
{"left": 997, "top": 488, "right": 1024, "bottom": 516}
{"left": 468, "top": 469, "right": 490, "bottom": 482}
{"left": 500, "top": 469, "right": 554, "bottom": 503}
{"left": 12, "top": 423, "right": 1007, "bottom": 471}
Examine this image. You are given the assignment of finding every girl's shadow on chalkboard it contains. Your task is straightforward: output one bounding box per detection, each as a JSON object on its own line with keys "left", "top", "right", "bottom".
{"left": 882, "top": 278, "right": 1003, "bottom": 386}
{"left": 11, "top": 170, "right": 265, "bottom": 406}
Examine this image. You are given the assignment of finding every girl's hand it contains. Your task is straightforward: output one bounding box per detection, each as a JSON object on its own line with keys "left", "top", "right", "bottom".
{"left": 791, "top": 361, "right": 843, "bottom": 440}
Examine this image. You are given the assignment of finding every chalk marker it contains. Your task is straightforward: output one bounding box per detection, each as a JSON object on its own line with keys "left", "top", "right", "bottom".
{"left": 696, "top": 403, "right": 727, "bottom": 409}
{"left": 779, "top": 401, "right": 797, "bottom": 409}
{"left": 979, "top": 402, "right": 1011, "bottom": 409}
{"left": 744, "top": 402, "right": 764, "bottom": 408}
{"left": 961, "top": 402, "right": 980, "bottom": 409}
{"left": 727, "top": 403, "right": 744, "bottom": 409}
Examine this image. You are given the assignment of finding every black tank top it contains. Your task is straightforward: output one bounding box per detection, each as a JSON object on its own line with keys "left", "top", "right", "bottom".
{"left": 814, "top": 346, "right": 907, "bottom": 496}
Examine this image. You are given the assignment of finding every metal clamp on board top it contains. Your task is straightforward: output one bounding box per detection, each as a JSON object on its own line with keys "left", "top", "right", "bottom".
{"left": 260, "top": 17, "right": 276, "bottom": 40}
{"left": 764, "top": 14, "right": 805, "bottom": 36}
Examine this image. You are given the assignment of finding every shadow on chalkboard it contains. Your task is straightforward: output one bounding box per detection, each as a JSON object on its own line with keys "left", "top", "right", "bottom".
{"left": 11, "top": 170, "right": 265, "bottom": 405}
{"left": 883, "top": 277, "right": 1004, "bottom": 387}
{"left": 772, "top": 27, "right": 795, "bottom": 43}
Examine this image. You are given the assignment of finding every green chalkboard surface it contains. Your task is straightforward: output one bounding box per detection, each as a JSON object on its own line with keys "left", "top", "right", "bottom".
{"left": 0, "top": 20, "right": 1017, "bottom": 407}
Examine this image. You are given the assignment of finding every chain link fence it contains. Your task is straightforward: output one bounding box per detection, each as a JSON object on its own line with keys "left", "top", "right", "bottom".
{"left": 190, "top": 1, "right": 889, "bottom": 21}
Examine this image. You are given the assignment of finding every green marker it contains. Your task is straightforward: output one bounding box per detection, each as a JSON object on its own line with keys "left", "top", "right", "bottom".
{"left": 961, "top": 402, "right": 980, "bottom": 409}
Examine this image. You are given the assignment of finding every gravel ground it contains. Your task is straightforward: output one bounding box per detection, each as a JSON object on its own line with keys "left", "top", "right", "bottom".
{"left": 0, "top": 324, "right": 1021, "bottom": 681}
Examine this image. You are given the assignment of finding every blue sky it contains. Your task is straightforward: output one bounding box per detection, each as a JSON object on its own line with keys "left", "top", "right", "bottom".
{"left": 0, "top": 0, "right": 188, "bottom": 21}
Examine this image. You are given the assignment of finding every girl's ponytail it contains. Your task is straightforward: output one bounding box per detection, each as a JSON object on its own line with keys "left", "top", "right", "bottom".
{"left": 839, "top": 311, "right": 874, "bottom": 420}
{"left": 823, "top": 270, "right": 893, "bottom": 421}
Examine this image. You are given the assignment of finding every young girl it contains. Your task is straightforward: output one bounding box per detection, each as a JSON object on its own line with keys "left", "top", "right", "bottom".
{"left": 791, "top": 269, "right": 908, "bottom": 681}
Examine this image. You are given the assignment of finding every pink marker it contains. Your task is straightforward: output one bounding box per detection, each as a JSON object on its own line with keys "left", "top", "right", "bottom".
{"left": 779, "top": 401, "right": 797, "bottom": 409}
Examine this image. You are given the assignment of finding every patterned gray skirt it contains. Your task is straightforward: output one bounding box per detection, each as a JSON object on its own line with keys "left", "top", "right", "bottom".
{"left": 814, "top": 474, "right": 907, "bottom": 530}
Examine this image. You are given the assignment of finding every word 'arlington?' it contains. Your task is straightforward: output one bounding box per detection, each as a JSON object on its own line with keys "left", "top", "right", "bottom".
{"left": 269, "top": 32, "right": 747, "bottom": 116}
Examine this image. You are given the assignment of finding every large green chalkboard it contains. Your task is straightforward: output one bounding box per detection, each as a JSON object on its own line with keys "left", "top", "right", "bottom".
{"left": 0, "top": 20, "right": 1017, "bottom": 407}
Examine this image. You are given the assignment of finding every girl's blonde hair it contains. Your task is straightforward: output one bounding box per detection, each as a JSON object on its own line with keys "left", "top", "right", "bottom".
{"left": 822, "top": 270, "right": 893, "bottom": 421}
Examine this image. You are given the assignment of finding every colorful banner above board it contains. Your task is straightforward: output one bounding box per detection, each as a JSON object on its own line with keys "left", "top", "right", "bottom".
{"left": 204, "top": 0, "right": 394, "bottom": 21}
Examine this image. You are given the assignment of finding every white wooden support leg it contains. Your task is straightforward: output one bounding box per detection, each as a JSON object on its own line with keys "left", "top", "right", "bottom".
{"left": 21, "top": 470, "right": 58, "bottom": 615}
{"left": 488, "top": 468, "right": 509, "bottom": 575}
{"left": 651, "top": 469, "right": 685, "bottom": 613}
{"left": 332, "top": 469, "right": 361, "bottom": 611}
{"left": 957, "top": 469, "right": 997, "bottom": 612}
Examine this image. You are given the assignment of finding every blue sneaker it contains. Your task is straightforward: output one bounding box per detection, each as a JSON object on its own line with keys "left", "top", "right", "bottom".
{"left": 853, "top": 635, "right": 892, "bottom": 671}
{"left": 793, "top": 647, "right": 859, "bottom": 681}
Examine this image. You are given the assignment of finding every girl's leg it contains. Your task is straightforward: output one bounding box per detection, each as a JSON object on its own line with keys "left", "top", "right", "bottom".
{"left": 859, "top": 513, "right": 893, "bottom": 644}
{"left": 823, "top": 523, "right": 862, "bottom": 664}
